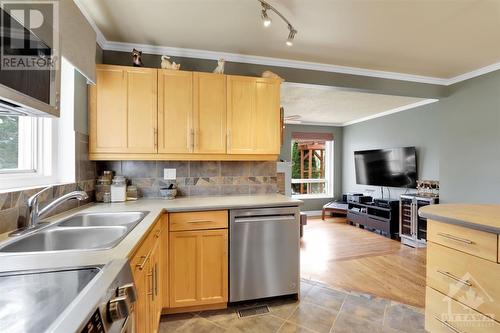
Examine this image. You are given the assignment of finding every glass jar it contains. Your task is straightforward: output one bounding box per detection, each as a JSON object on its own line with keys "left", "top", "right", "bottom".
{"left": 111, "top": 176, "right": 127, "bottom": 202}
{"left": 96, "top": 176, "right": 112, "bottom": 202}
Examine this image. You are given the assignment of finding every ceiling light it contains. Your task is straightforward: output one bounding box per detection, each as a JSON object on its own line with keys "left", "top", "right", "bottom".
{"left": 286, "top": 27, "right": 297, "bottom": 46}
{"left": 261, "top": 7, "right": 272, "bottom": 27}
{"left": 257, "top": 0, "right": 298, "bottom": 46}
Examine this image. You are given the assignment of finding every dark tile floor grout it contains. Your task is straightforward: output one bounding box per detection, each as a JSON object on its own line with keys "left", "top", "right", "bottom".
{"left": 159, "top": 278, "right": 426, "bottom": 333}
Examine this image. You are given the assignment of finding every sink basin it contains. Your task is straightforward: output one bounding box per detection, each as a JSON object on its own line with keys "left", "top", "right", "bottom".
{"left": 57, "top": 211, "right": 147, "bottom": 228}
{"left": 0, "top": 227, "right": 128, "bottom": 252}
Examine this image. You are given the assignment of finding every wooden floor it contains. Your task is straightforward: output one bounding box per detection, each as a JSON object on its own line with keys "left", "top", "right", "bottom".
{"left": 300, "top": 216, "right": 426, "bottom": 308}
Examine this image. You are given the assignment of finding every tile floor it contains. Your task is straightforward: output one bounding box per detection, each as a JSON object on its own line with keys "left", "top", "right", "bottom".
{"left": 158, "top": 279, "right": 426, "bottom": 333}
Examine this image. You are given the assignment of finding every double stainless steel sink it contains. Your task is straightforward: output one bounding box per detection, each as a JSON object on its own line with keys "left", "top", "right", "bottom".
{"left": 0, "top": 211, "right": 148, "bottom": 253}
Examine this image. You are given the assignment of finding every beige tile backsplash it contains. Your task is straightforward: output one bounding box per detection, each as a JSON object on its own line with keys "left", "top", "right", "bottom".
{"left": 96, "top": 161, "right": 278, "bottom": 198}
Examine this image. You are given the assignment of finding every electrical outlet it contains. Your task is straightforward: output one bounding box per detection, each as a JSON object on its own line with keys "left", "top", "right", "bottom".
{"left": 163, "top": 168, "right": 176, "bottom": 180}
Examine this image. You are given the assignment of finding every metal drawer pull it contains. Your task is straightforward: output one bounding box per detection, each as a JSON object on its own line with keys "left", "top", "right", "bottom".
{"left": 234, "top": 215, "right": 296, "bottom": 223}
{"left": 155, "top": 229, "right": 161, "bottom": 238}
{"left": 136, "top": 249, "right": 152, "bottom": 270}
{"left": 434, "top": 315, "right": 465, "bottom": 333}
{"left": 187, "top": 219, "right": 213, "bottom": 223}
{"left": 437, "top": 270, "right": 472, "bottom": 287}
{"left": 437, "top": 232, "right": 474, "bottom": 244}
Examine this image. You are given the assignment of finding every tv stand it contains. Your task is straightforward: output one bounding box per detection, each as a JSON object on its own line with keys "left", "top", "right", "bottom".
{"left": 346, "top": 200, "right": 399, "bottom": 238}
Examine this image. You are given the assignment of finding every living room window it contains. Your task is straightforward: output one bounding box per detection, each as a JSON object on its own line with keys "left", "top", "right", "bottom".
{"left": 291, "top": 132, "right": 334, "bottom": 199}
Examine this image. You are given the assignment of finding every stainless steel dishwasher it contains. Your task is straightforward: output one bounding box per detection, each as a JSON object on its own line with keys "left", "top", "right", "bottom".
{"left": 230, "top": 206, "right": 300, "bottom": 302}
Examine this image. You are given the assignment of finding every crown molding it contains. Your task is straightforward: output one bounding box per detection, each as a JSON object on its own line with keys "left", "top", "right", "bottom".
{"left": 446, "top": 62, "right": 500, "bottom": 85}
{"left": 74, "top": 0, "right": 500, "bottom": 87}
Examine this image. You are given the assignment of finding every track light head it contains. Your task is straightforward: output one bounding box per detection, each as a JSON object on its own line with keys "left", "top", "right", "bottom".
{"left": 261, "top": 8, "right": 272, "bottom": 27}
{"left": 286, "top": 27, "right": 297, "bottom": 46}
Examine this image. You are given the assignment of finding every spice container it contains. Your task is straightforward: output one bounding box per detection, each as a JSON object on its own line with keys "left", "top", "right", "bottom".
{"left": 111, "top": 176, "right": 127, "bottom": 202}
{"left": 95, "top": 176, "right": 112, "bottom": 202}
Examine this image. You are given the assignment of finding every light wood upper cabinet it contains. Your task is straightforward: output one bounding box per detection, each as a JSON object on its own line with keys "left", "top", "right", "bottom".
{"left": 227, "top": 75, "right": 281, "bottom": 154}
{"left": 254, "top": 78, "right": 281, "bottom": 154}
{"left": 90, "top": 65, "right": 157, "bottom": 154}
{"left": 193, "top": 73, "right": 227, "bottom": 154}
{"left": 158, "top": 70, "right": 193, "bottom": 154}
{"left": 89, "top": 66, "right": 281, "bottom": 160}
{"left": 227, "top": 76, "right": 256, "bottom": 154}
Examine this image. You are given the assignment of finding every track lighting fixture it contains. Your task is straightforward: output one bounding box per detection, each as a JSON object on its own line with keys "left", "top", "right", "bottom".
{"left": 286, "top": 26, "right": 297, "bottom": 46}
{"left": 261, "top": 4, "right": 272, "bottom": 27}
{"left": 257, "top": 0, "right": 297, "bottom": 46}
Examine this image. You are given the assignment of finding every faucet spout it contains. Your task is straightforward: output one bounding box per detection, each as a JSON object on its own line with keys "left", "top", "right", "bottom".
{"left": 9, "top": 187, "right": 89, "bottom": 237}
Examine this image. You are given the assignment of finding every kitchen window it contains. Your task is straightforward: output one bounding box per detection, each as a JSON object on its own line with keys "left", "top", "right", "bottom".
{"left": 291, "top": 132, "right": 334, "bottom": 199}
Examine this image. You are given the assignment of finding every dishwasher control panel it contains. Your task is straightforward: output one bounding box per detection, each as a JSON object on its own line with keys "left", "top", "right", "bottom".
{"left": 80, "top": 309, "right": 105, "bottom": 333}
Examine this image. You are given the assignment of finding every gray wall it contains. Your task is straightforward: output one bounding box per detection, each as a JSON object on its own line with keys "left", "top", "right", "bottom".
{"left": 342, "top": 70, "right": 500, "bottom": 204}
{"left": 342, "top": 104, "right": 440, "bottom": 199}
{"left": 280, "top": 124, "right": 343, "bottom": 211}
{"left": 438, "top": 70, "right": 500, "bottom": 203}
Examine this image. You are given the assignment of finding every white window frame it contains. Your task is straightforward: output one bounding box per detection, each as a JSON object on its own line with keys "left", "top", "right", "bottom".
{"left": 291, "top": 140, "right": 334, "bottom": 200}
{"left": 0, "top": 57, "right": 76, "bottom": 191}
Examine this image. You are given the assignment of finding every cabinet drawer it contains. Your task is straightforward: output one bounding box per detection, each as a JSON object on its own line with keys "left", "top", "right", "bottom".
{"left": 130, "top": 218, "right": 161, "bottom": 266}
{"left": 427, "top": 242, "right": 500, "bottom": 319}
{"left": 169, "top": 210, "right": 228, "bottom": 231}
{"left": 425, "top": 287, "right": 500, "bottom": 333}
{"left": 428, "top": 220, "right": 498, "bottom": 262}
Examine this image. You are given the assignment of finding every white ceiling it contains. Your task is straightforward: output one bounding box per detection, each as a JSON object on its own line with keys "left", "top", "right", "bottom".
{"left": 280, "top": 83, "right": 434, "bottom": 126}
{"left": 77, "top": 0, "right": 500, "bottom": 79}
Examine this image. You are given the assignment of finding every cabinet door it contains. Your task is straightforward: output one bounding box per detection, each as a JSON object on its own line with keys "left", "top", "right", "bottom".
{"left": 199, "top": 229, "right": 228, "bottom": 304}
{"left": 132, "top": 255, "right": 151, "bottom": 333}
{"left": 160, "top": 215, "right": 169, "bottom": 309}
{"left": 150, "top": 240, "right": 161, "bottom": 333}
{"left": 125, "top": 67, "right": 158, "bottom": 153}
{"left": 193, "top": 73, "right": 227, "bottom": 154}
{"left": 254, "top": 78, "right": 280, "bottom": 154}
{"left": 90, "top": 66, "right": 127, "bottom": 153}
{"left": 158, "top": 70, "right": 193, "bottom": 153}
{"left": 169, "top": 229, "right": 228, "bottom": 308}
{"left": 169, "top": 231, "right": 198, "bottom": 307}
{"left": 90, "top": 65, "right": 157, "bottom": 154}
{"left": 226, "top": 76, "right": 256, "bottom": 154}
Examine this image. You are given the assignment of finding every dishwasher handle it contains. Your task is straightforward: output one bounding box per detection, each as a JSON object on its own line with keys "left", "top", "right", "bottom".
{"left": 234, "top": 215, "right": 297, "bottom": 223}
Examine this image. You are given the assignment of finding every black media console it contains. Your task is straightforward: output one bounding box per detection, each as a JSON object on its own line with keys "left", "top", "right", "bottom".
{"left": 346, "top": 200, "right": 399, "bottom": 238}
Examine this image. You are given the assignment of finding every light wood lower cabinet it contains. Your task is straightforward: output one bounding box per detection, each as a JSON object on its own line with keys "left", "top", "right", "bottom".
{"left": 169, "top": 229, "right": 228, "bottom": 308}
{"left": 129, "top": 219, "right": 162, "bottom": 333}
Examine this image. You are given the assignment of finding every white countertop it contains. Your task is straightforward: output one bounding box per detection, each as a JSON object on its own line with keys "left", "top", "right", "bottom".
{"left": 0, "top": 194, "right": 301, "bottom": 272}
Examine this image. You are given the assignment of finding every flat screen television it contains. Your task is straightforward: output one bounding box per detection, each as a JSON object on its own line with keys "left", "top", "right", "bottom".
{"left": 354, "top": 147, "right": 417, "bottom": 188}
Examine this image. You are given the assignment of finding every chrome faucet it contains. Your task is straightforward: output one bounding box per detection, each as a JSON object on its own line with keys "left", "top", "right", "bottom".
{"left": 10, "top": 186, "right": 88, "bottom": 236}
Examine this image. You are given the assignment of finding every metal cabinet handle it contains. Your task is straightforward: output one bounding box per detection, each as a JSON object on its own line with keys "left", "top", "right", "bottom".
{"left": 154, "top": 263, "right": 158, "bottom": 296}
{"left": 136, "top": 255, "right": 148, "bottom": 271}
{"left": 187, "top": 219, "right": 213, "bottom": 223}
{"left": 437, "top": 270, "right": 472, "bottom": 287}
{"left": 433, "top": 315, "right": 465, "bottom": 333}
{"left": 153, "top": 128, "right": 158, "bottom": 149}
{"left": 437, "top": 232, "right": 474, "bottom": 244}
{"left": 147, "top": 270, "right": 153, "bottom": 299}
{"left": 155, "top": 229, "right": 161, "bottom": 238}
{"left": 190, "top": 129, "right": 195, "bottom": 151}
